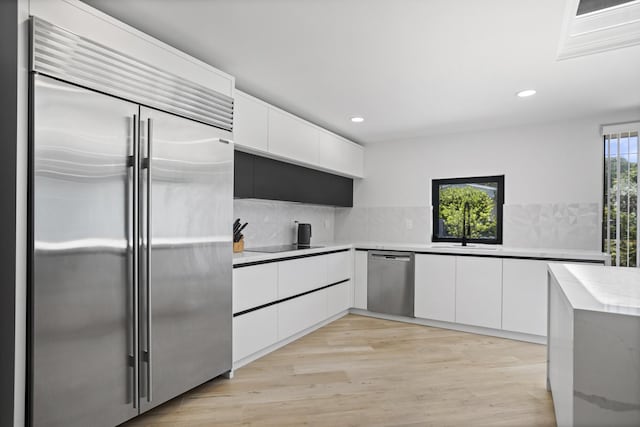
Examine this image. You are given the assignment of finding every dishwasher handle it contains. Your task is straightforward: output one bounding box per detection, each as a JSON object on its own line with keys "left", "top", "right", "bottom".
{"left": 369, "top": 253, "right": 412, "bottom": 262}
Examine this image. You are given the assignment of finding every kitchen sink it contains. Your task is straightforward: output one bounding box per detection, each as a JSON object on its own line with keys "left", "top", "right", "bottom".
{"left": 434, "top": 244, "right": 499, "bottom": 250}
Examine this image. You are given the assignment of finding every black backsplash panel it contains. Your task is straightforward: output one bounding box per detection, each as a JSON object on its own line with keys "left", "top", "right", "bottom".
{"left": 234, "top": 151, "right": 353, "bottom": 207}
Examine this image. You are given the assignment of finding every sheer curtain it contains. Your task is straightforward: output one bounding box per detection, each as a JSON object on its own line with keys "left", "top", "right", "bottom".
{"left": 602, "top": 122, "right": 639, "bottom": 267}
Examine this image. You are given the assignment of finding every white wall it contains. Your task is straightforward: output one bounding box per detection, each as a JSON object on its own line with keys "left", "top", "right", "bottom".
{"left": 356, "top": 115, "right": 616, "bottom": 207}
{"left": 336, "top": 111, "right": 640, "bottom": 250}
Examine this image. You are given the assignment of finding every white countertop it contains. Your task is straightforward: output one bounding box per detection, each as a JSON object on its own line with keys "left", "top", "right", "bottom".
{"left": 233, "top": 241, "right": 608, "bottom": 265}
{"left": 548, "top": 263, "right": 640, "bottom": 316}
{"left": 233, "top": 243, "right": 353, "bottom": 265}
{"left": 351, "top": 242, "right": 608, "bottom": 261}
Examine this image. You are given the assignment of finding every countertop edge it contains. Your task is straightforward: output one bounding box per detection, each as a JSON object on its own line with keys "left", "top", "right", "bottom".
{"left": 232, "top": 243, "right": 353, "bottom": 265}
{"left": 233, "top": 241, "right": 608, "bottom": 265}
{"left": 547, "top": 263, "right": 640, "bottom": 316}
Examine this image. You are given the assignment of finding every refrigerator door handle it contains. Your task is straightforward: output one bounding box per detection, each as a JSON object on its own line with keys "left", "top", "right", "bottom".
{"left": 144, "top": 117, "right": 153, "bottom": 403}
{"left": 130, "top": 113, "right": 140, "bottom": 409}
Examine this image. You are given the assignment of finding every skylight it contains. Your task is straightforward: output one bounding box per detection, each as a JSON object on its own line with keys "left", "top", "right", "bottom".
{"left": 577, "top": 0, "right": 636, "bottom": 15}
{"left": 558, "top": 0, "right": 640, "bottom": 59}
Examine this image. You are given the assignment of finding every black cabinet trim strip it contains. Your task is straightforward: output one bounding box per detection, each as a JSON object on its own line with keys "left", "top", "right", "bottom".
{"left": 233, "top": 278, "right": 350, "bottom": 317}
{"left": 411, "top": 251, "right": 606, "bottom": 264}
{"left": 355, "top": 247, "right": 604, "bottom": 264}
{"left": 233, "top": 248, "right": 350, "bottom": 268}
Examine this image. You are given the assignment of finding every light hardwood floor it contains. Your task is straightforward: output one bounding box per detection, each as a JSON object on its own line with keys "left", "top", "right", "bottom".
{"left": 125, "top": 314, "right": 556, "bottom": 426}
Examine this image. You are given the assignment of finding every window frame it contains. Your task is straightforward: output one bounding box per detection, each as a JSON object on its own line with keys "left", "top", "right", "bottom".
{"left": 431, "top": 175, "right": 505, "bottom": 245}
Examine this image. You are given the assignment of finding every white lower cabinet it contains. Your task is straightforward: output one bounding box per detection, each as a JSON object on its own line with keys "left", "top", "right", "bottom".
{"left": 414, "top": 254, "right": 456, "bottom": 322}
{"left": 327, "top": 281, "right": 351, "bottom": 316}
{"left": 232, "top": 263, "right": 278, "bottom": 314}
{"left": 502, "top": 259, "right": 549, "bottom": 336}
{"left": 278, "top": 290, "right": 328, "bottom": 339}
{"left": 326, "top": 251, "right": 351, "bottom": 284}
{"left": 233, "top": 250, "right": 353, "bottom": 364}
{"left": 353, "top": 251, "right": 368, "bottom": 309}
{"left": 278, "top": 256, "right": 327, "bottom": 299}
{"left": 455, "top": 256, "right": 503, "bottom": 329}
{"left": 233, "top": 305, "right": 278, "bottom": 362}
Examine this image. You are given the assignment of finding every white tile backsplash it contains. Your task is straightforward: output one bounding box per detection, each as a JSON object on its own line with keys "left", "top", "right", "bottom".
{"left": 503, "top": 202, "right": 600, "bottom": 250}
{"left": 335, "top": 206, "right": 431, "bottom": 244}
{"left": 335, "top": 202, "right": 600, "bottom": 250}
{"left": 235, "top": 199, "right": 600, "bottom": 251}
{"left": 234, "top": 199, "right": 336, "bottom": 248}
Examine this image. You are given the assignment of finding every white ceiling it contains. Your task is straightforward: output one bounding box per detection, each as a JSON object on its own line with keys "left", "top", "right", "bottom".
{"left": 81, "top": 0, "right": 640, "bottom": 144}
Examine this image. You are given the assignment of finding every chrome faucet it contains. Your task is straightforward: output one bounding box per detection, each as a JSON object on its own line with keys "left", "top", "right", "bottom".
{"left": 461, "top": 201, "right": 471, "bottom": 246}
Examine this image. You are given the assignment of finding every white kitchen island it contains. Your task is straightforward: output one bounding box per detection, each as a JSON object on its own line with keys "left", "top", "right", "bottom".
{"left": 547, "top": 264, "right": 640, "bottom": 427}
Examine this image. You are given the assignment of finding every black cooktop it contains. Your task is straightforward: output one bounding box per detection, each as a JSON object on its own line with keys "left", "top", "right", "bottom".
{"left": 244, "top": 244, "right": 323, "bottom": 253}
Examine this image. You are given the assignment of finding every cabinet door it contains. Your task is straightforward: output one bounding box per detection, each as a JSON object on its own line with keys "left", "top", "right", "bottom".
{"left": 502, "top": 259, "right": 548, "bottom": 336}
{"left": 455, "top": 256, "right": 503, "bottom": 329}
{"left": 317, "top": 131, "right": 364, "bottom": 178}
{"left": 326, "top": 251, "right": 352, "bottom": 284}
{"left": 233, "top": 305, "right": 278, "bottom": 362}
{"left": 353, "top": 251, "right": 368, "bottom": 309}
{"left": 233, "top": 91, "right": 268, "bottom": 152}
{"left": 251, "top": 153, "right": 353, "bottom": 207}
{"left": 278, "top": 256, "right": 328, "bottom": 299}
{"left": 414, "top": 254, "right": 456, "bottom": 322}
{"left": 278, "top": 290, "right": 328, "bottom": 339}
{"left": 233, "top": 150, "right": 255, "bottom": 198}
{"left": 268, "top": 108, "right": 319, "bottom": 166}
{"left": 327, "top": 281, "right": 352, "bottom": 317}
{"left": 232, "top": 263, "right": 278, "bottom": 314}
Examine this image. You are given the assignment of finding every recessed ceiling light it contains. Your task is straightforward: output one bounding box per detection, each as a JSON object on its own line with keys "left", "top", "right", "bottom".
{"left": 516, "top": 89, "right": 537, "bottom": 98}
{"left": 350, "top": 116, "right": 364, "bottom": 123}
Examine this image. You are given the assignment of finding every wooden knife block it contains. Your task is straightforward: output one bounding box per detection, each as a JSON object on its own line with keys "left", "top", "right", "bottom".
{"left": 233, "top": 239, "right": 244, "bottom": 253}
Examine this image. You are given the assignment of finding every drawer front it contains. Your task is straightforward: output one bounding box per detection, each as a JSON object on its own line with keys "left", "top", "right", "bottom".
{"left": 278, "top": 256, "right": 327, "bottom": 299}
{"left": 278, "top": 290, "right": 327, "bottom": 339}
{"left": 233, "top": 263, "right": 278, "bottom": 314}
{"left": 327, "top": 281, "right": 351, "bottom": 317}
{"left": 326, "top": 251, "right": 351, "bottom": 284}
{"left": 233, "top": 305, "right": 278, "bottom": 362}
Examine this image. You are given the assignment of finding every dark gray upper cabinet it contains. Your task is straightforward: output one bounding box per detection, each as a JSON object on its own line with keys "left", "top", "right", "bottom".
{"left": 234, "top": 151, "right": 353, "bottom": 207}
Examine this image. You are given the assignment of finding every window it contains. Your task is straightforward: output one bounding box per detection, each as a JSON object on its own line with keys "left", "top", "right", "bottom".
{"left": 432, "top": 175, "right": 504, "bottom": 244}
{"left": 603, "top": 124, "right": 638, "bottom": 267}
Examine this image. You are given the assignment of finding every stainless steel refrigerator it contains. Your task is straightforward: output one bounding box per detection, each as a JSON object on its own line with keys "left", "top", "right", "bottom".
{"left": 30, "top": 20, "right": 234, "bottom": 426}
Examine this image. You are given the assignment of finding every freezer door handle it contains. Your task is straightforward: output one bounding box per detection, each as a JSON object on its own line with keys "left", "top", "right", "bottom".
{"left": 130, "top": 113, "right": 140, "bottom": 409}
{"left": 144, "top": 117, "right": 153, "bottom": 403}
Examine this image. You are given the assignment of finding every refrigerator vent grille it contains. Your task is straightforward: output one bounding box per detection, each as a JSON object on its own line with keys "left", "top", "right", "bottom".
{"left": 30, "top": 17, "right": 234, "bottom": 131}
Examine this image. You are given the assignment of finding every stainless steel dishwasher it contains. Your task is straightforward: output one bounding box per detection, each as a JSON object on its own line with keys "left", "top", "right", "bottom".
{"left": 367, "top": 251, "right": 415, "bottom": 317}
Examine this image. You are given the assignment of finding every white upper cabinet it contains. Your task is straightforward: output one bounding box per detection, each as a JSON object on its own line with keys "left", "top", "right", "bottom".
{"left": 268, "top": 108, "right": 320, "bottom": 167}
{"left": 233, "top": 91, "right": 269, "bottom": 152}
{"left": 318, "top": 132, "right": 364, "bottom": 178}
{"left": 234, "top": 90, "right": 364, "bottom": 178}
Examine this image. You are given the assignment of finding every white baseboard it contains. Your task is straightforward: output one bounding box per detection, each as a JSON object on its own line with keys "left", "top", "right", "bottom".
{"left": 348, "top": 308, "right": 546, "bottom": 345}
{"left": 232, "top": 310, "right": 349, "bottom": 371}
